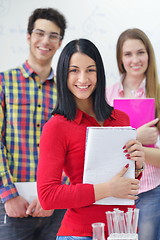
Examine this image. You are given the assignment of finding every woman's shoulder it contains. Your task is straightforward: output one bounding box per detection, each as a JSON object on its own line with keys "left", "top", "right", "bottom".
{"left": 42, "top": 114, "right": 73, "bottom": 138}
{"left": 45, "top": 114, "right": 69, "bottom": 127}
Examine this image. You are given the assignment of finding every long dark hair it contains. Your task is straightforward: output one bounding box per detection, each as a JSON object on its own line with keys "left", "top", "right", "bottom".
{"left": 53, "top": 38, "right": 113, "bottom": 121}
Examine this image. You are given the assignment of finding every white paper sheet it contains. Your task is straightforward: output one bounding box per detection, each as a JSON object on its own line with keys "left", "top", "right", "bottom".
{"left": 83, "top": 127, "right": 136, "bottom": 205}
{"left": 15, "top": 182, "right": 37, "bottom": 203}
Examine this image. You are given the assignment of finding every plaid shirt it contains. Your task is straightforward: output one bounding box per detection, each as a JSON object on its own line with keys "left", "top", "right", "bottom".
{"left": 0, "top": 61, "right": 57, "bottom": 203}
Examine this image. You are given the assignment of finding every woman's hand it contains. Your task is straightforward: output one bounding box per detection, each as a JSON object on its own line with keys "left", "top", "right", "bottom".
{"left": 124, "top": 139, "right": 145, "bottom": 170}
{"left": 94, "top": 164, "right": 140, "bottom": 201}
{"left": 136, "top": 118, "right": 159, "bottom": 145}
{"left": 108, "top": 164, "right": 140, "bottom": 200}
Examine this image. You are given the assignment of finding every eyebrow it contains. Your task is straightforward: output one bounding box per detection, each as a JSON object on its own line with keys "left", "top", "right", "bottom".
{"left": 137, "top": 48, "right": 146, "bottom": 51}
{"left": 35, "top": 29, "right": 59, "bottom": 35}
{"left": 69, "top": 65, "right": 96, "bottom": 68}
{"left": 123, "top": 48, "right": 146, "bottom": 53}
{"left": 69, "top": 65, "right": 78, "bottom": 68}
{"left": 87, "top": 65, "right": 96, "bottom": 68}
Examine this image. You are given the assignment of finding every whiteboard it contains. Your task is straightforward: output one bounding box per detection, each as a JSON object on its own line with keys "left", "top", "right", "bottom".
{"left": 1, "top": 0, "right": 160, "bottom": 86}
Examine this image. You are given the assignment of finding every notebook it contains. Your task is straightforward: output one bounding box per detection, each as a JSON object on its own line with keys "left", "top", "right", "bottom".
{"left": 83, "top": 126, "right": 136, "bottom": 205}
{"left": 113, "top": 98, "right": 155, "bottom": 129}
{"left": 15, "top": 182, "right": 37, "bottom": 203}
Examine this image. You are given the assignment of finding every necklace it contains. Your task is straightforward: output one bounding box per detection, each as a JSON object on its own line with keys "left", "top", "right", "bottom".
{"left": 130, "top": 89, "right": 136, "bottom": 95}
{"left": 124, "top": 86, "right": 137, "bottom": 96}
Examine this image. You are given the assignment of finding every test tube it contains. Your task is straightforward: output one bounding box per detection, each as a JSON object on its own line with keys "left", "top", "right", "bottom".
{"left": 132, "top": 208, "right": 139, "bottom": 233}
{"left": 106, "top": 211, "right": 114, "bottom": 235}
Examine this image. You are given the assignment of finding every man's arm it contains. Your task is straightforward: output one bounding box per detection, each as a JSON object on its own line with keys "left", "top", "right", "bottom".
{"left": 0, "top": 73, "right": 19, "bottom": 203}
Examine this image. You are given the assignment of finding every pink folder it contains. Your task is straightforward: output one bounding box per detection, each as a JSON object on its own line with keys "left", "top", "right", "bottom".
{"left": 113, "top": 98, "right": 155, "bottom": 129}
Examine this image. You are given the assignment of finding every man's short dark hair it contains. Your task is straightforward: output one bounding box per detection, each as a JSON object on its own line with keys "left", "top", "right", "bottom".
{"left": 27, "top": 8, "right": 67, "bottom": 39}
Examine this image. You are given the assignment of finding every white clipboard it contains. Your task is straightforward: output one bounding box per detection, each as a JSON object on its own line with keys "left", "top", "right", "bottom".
{"left": 83, "top": 127, "right": 136, "bottom": 205}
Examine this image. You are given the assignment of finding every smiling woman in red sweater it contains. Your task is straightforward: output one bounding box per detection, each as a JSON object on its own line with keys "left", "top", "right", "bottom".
{"left": 37, "top": 39, "right": 144, "bottom": 240}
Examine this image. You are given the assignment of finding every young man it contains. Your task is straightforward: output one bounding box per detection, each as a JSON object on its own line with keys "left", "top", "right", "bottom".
{"left": 0, "top": 8, "right": 67, "bottom": 240}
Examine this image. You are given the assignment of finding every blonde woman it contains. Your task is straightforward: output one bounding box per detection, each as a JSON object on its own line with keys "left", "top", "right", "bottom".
{"left": 106, "top": 28, "right": 160, "bottom": 240}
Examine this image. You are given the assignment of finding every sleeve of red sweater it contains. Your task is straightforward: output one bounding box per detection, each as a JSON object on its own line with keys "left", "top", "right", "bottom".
{"left": 37, "top": 116, "right": 95, "bottom": 210}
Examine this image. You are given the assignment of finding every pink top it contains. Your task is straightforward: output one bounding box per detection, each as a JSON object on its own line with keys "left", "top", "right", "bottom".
{"left": 106, "top": 80, "right": 146, "bottom": 106}
{"left": 106, "top": 81, "right": 160, "bottom": 193}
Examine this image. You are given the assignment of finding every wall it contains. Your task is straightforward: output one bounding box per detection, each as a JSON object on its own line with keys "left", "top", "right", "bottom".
{"left": 1, "top": 0, "right": 160, "bottom": 85}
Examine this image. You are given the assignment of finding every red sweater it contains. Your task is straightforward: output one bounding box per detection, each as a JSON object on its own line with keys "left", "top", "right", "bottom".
{"left": 37, "top": 109, "right": 134, "bottom": 238}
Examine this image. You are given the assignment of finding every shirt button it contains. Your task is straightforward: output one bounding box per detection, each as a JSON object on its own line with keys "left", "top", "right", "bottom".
{"left": 37, "top": 143, "right": 39, "bottom": 147}
{"left": 38, "top": 104, "right": 41, "bottom": 107}
{"left": 37, "top": 124, "right": 40, "bottom": 127}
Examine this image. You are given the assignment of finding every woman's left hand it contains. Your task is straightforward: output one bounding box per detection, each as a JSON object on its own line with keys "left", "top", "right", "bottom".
{"left": 124, "top": 139, "right": 145, "bottom": 169}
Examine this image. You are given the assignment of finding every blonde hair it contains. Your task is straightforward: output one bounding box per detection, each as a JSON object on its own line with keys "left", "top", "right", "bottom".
{"left": 116, "top": 28, "right": 160, "bottom": 130}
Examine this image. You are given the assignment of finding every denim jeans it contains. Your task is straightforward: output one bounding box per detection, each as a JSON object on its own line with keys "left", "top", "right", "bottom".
{"left": 0, "top": 202, "right": 66, "bottom": 240}
{"left": 56, "top": 237, "right": 92, "bottom": 240}
{"left": 136, "top": 185, "right": 160, "bottom": 240}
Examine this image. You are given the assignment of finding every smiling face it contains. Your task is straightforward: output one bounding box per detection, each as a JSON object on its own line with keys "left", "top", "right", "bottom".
{"left": 122, "top": 39, "right": 149, "bottom": 79}
{"left": 27, "top": 19, "right": 62, "bottom": 66}
{"left": 67, "top": 52, "right": 97, "bottom": 106}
